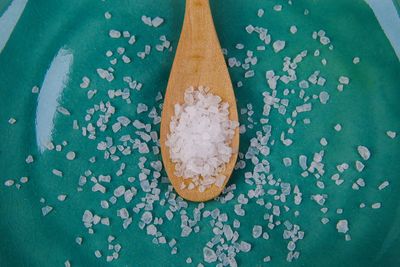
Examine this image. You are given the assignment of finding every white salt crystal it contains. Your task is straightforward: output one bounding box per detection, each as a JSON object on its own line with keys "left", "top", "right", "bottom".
{"left": 8, "top": 117, "right": 16, "bottom": 124}
{"left": 320, "top": 138, "right": 328, "bottom": 146}
{"left": 371, "top": 202, "right": 381, "bottom": 209}
{"left": 386, "top": 131, "right": 397, "bottom": 139}
{"left": 32, "top": 86, "right": 39, "bottom": 93}
{"left": 336, "top": 219, "right": 349, "bottom": 233}
{"left": 58, "top": 194, "right": 67, "bottom": 201}
{"left": 4, "top": 179, "right": 14, "bottom": 187}
{"left": 52, "top": 169, "right": 63, "bottom": 177}
{"left": 339, "top": 76, "right": 350, "bottom": 85}
{"left": 42, "top": 205, "right": 53, "bottom": 216}
{"left": 273, "top": 40, "right": 286, "bottom": 53}
{"left": 25, "top": 155, "right": 34, "bottom": 164}
{"left": 378, "top": 181, "right": 389, "bottom": 190}
{"left": 252, "top": 225, "right": 262, "bottom": 238}
{"left": 355, "top": 160, "right": 364, "bottom": 172}
{"left": 66, "top": 151, "right": 76, "bottom": 160}
{"left": 95, "top": 250, "right": 102, "bottom": 258}
{"left": 357, "top": 145, "right": 370, "bottom": 160}
{"left": 151, "top": 17, "right": 164, "bottom": 27}
{"left": 203, "top": 247, "right": 217, "bottom": 263}
{"left": 239, "top": 241, "right": 252, "bottom": 252}
{"left": 109, "top": 30, "right": 121, "bottom": 38}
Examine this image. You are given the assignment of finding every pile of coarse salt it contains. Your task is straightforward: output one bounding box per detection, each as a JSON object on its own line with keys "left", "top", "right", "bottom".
{"left": 166, "top": 86, "right": 238, "bottom": 192}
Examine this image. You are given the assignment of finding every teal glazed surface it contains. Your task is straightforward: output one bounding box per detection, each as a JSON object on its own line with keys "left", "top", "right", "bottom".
{"left": 0, "top": 0, "right": 400, "bottom": 266}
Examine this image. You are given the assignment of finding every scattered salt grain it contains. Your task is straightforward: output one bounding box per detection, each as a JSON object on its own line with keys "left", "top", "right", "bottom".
{"left": 4, "top": 179, "right": 14, "bottom": 187}
{"left": 203, "top": 247, "right": 217, "bottom": 263}
{"left": 336, "top": 219, "right": 349, "bottom": 234}
{"left": 378, "top": 181, "right": 389, "bottom": 190}
{"left": 386, "top": 131, "right": 397, "bottom": 139}
{"left": 273, "top": 40, "right": 286, "bottom": 53}
{"left": 252, "top": 225, "right": 262, "bottom": 238}
{"left": 58, "top": 194, "right": 67, "bottom": 201}
{"left": 66, "top": 151, "right": 76, "bottom": 160}
{"left": 52, "top": 169, "right": 63, "bottom": 177}
{"left": 371, "top": 202, "right": 381, "bottom": 209}
{"left": 32, "top": 86, "right": 39, "bottom": 93}
{"left": 151, "top": 17, "right": 164, "bottom": 27}
{"left": 25, "top": 155, "right": 34, "bottom": 164}
{"left": 355, "top": 160, "right": 364, "bottom": 172}
{"left": 357, "top": 145, "right": 370, "bottom": 160}
{"left": 334, "top": 124, "right": 342, "bottom": 132}
{"left": 109, "top": 30, "right": 121, "bottom": 38}
{"left": 8, "top": 118, "right": 16, "bottom": 124}
{"left": 42, "top": 205, "right": 53, "bottom": 216}
{"left": 339, "top": 76, "right": 350, "bottom": 85}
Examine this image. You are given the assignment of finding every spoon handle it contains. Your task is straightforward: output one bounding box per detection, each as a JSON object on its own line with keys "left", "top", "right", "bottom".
{"left": 177, "top": 0, "right": 227, "bottom": 88}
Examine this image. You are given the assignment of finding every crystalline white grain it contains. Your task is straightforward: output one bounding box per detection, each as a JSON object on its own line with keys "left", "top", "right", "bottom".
{"left": 371, "top": 202, "right": 381, "bottom": 209}
{"left": 25, "top": 155, "right": 34, "bottom": 164}
{"left": 386, "top": 131, "right": 397, "bottom": 139}
{"left": 339, "top": 76, "right": 350, "bottom": 85}
{"left": 334, "top": 124, "right": 342, "bottom": 132}
{"left": 141, "top": 211, "right": 153, "bottom": 224}
{"left": 75, "top": 236, "right": 83, "bottom": 245}
{"left": 151, "top": 17, "right": 164, "bottom": 27}
{"left": 8, "top": 118, "right": 16, "bottom": 124}
{"left": 252, "top": 225, "right": 262, "bottom": 238}
{"left": 66, "top": 151, "right": 76, "bottom": 160}
{"left": 355, "top": 160, "right": 364, "bottom": 172}
{"left": 357, "top": 145, "right": 370, "bottom": 160}
{"left": 273, "top": 5, "right": 282, "bottom": 11}
{"left": 58, "top": 194, "right": 67, "bottom": 201}
{"left": 109, "top": 30, "right": 121, "bottom": 38}
{"left": 319, "top": 91, "right": 329, "bottom": 104}
{"left": 336, "top": 219, "right": 349, "bottom": 233}
{"left": 378, "top": 181, "right": 389, "bottom": 190}
{"left": 320, "top": 138, "right": 328, "bottom": 146}
{"left": 239, "top": 241, "right": 252, "bottom": 252}
{"left": 273, "top": 40, "right": 286, "bottom": 53}
{"left": 4, "top": 180, "right": 14, "bottom": 187}
{"left": 290, "top": 25, "right": 297, "bottom": 34}
{"left": 203, "top": 247, "right": 217, "bottom": 263}
{"left": 104, "top": 12, "right": 112, "bottom": 19}
{"left": 42, "top": 206, "right": 53, "bottom": 216}
{"left": 114, "top": 186, "right": 125, "bottom": 197}
{"left": 283, "top": 157, "right": 292, "bottom": 167}
{"left": 263, "top": 256, "right": 271, "bottom": 262}
{"left": 146, "top": 224, "right": 157, "bottom": 236}
{"left": 52, "top": 169, "right": 63, "bottom": 177}
{"left": 32, "top": 86, "right": 40, "bottom": 93}
{"left": 95, "top": 250, "right": 102, "bottom": 258}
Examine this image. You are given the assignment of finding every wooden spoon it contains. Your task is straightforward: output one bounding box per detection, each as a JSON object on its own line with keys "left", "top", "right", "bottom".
{"left": 160, "top": 0, "right": 239, "bottom": 202}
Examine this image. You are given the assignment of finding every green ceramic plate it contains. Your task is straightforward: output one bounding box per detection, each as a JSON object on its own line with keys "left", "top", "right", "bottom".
{"left": 0, "top": 0, "right": 399, "bottom": 266}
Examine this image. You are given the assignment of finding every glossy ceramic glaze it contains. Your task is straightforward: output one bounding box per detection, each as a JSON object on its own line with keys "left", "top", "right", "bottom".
{"left": 0, "top": 0, "right": 399, "bottom": 266}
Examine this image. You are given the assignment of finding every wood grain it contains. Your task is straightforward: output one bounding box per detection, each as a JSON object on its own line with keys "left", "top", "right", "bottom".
{"left": 160, "top": 0, "right": 239, "bottom": 202}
